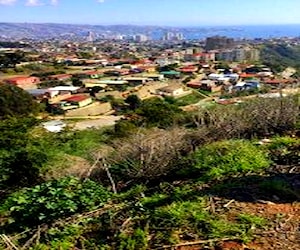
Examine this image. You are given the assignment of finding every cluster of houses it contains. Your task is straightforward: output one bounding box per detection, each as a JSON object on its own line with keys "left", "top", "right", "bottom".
{"left": 186, "top": 64, "right": 298, "bottom": 95}
{"left": 2, "top": 35, "right": 299, "bottom": 117}
{"left": 2, "top": 57, "right": 298, "bottom": 117}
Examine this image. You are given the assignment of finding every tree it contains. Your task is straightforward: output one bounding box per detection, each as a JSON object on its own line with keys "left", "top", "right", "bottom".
{"left": 71, "top": 77, "right": 84, "bottom": 87}
{"left": 0, "top": 117, "right": 43, "bottom": 189}
{"left": 136, "top": 97, "right": 183, "bottom": 128}
{"left": 125, "top": 94, "right": 141, "bottom": 110}
{"left": 0, "top": 50, "right": 26, "bottom": 69}
{"left": 0, "top": 84, "right": 40, "bottom": 118}
{"left": 156, "top": 63, "right": 179, "bottom": 72}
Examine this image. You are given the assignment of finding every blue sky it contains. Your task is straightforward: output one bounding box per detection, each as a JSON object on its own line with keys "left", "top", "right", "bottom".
{"left": 1, "top": 0, "right": 300, "bottom": 26}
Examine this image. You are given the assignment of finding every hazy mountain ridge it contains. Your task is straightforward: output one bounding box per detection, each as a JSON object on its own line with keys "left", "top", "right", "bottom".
{"left": 0, "top": 22, "right": 168, "bottom": 39}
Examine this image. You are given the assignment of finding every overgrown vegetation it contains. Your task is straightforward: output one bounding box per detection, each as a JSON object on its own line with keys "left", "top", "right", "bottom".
{"left": 185, "top": 140, "right": 270, "bottom": 181}
{"left": 0, "top": 84, "right": 41, "bottom": 118}
{"left": 0, "top": 90, "right": 299, "bottom": 249}
{"left": 261, "top": 43, "right": 300, "bottom": 73}
{"left": 0, "top": 177, "right": 112, "bottom": 231}
{"left": 175, "top": 91, "right": 205, "bottom": 106}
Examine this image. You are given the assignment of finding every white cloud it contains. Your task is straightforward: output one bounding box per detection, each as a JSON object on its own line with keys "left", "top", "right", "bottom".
{"left": 50, "top": 0, "right": 58, "bottom": 5}
{"left": 98, "top": 0, "right": 105, "bottom": 3}
{"left": 0, "top": 0, "right": 17, "bottom": 5}
{"left": 26, "top": 0, "right": 44, "bottom": 6}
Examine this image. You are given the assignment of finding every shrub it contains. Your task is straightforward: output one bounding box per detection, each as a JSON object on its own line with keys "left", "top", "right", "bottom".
{"left": 117, "top": 228, "right": 148, "bottom": 250}
{"left": 107, "top": 128, "right": 188, "bottom": 184}
{"left": 114, "top": 120, "right": 138, "bottom": 137}
{"left": 0, "top": 117, "right": 45, "bottom": 188}
{"left": 150, "top": 200, "right": 246, "bottom": 245}
{"left": 0, "top": 177, "right": 112, "bottom": 231}
{"left": 189, "top": 140, "right": 270, "bottom": 181}
{"left": 0, "top": 84, "right": 40, "bottom": 118}
{"left": 136, "top": 97, "right": 183, "bottom": 128}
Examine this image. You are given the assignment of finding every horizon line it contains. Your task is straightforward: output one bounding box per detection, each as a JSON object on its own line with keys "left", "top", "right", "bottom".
{"left": 2, "top": 21, "right": 300, "bottom": 28}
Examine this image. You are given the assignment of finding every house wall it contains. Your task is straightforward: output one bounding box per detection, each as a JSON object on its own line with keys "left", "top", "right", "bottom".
{"left": 49, "top": 93, "right": 72, "bottom": 104}
{"left": 17, "top": 83, "right": 38, "bottom": 90}
{"left": 65, "top": 102, "right": 112, "bottom": 117}
{"left": 158, "top": 87, "right": 186, "bottom": 97}
{"left": 78, "top": 98, "right": 93, "bottom": 108}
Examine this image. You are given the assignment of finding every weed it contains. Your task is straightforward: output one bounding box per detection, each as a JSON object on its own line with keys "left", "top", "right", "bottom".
{"left": 190, "top": 140, "right": 270, "bottom": 181}
{"left": 238, "top": 214, "right": 267, "bottom": 229}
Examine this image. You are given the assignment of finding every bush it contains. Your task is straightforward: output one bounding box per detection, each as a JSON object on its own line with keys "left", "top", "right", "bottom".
{"left": 0, "top": 117, "right": 45, "bottom": 189}
{"left": 0, "top": 84, "right": 40, "bottom": 118}
{"left": 189, "top": 140, "right": 270, "bottom": 181}
{"left": 238, "top": 214, "right": 267, "bottom": 229}
{"left": 150, "top": 200, "right": 245, "bottom": 245}
{"left": 107, "top": 128, "right": 188, "bottom": 184}
{"left": 114, "top": 120, "right": 138, "bottom": 137}
{"left": 0, "top": 177, "right": 112, "bottom": 231}
{"left": 188, "top": 95, "right": 299, "bottom": 140}
{"left": 136, "top": 97, "right": 183, "bottom": 128}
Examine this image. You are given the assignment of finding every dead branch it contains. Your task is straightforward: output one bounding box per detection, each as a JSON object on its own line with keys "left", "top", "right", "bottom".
{"left": 157, "top": 237, "right": 239, "bottom": 249}
{"left": 120, "top": 217, "right": 133, "bottom": 233}
{"left": 84, "top": 153, "right": 101, "bottom": 180}
{"left": 103, "top": 159, "right": 117, "bottom": 194}
{"left": 107, "top": 127, "right": 189, "bottom": 181}
{"left": 0, "top": 234, "right": 19, "bottom": 250}
{"left": 223, "top": 199, "right": 235, "bottom": 208}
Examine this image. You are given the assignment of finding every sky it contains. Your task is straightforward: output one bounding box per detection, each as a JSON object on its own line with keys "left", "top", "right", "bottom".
{"left": 1, "top": 0, "right": 300, "bottom": 26}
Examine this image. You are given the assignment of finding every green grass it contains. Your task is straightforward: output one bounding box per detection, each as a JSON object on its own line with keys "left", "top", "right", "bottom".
{"left": 176, "top": 92, "right": 205, "bottom": 106}
{"left": 238, "top": 214, "right": 267, "bottom": 229}
{"left": 184, "top": 140, "right": 270, "bottom": 181}
{"left": 198, "top": 89, "right": 213, "bottom": 97}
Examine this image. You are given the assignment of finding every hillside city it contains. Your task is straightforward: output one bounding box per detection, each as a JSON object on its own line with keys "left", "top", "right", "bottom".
{"left": 1, "top": 33, "right": 300, "bottom": 129}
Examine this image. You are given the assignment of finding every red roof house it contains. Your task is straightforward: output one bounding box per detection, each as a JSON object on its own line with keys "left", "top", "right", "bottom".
{"left": 4, "top": 76, "right": 40, "bottom": 89}
{"left": 61, "top": 95, "right": 92, "bottom": 109}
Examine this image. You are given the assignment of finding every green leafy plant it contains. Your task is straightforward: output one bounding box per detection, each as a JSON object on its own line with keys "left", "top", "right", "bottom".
{"left": 118, "top": 228, "right": 148, "bottom": 250}
{"left": 238, "top": 214, "right": 267, "bottom": 230}
{"left": 0, "top": 177, "right": 112, "bottom": 231}
{"left": 0, "top": 84, "right": 41, "bottom": 118}
{"left": 190, "top": 140, "right": 270, "bottom": 181}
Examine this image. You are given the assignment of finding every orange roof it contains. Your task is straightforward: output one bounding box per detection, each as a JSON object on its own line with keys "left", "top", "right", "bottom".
{"left": 239, "top": 73, "right": 257, "bottom": 78}
{"left": 79, "top": 70, "right": 99, "bottom": 75}
{"left": 5, "top": 76, "right": 40, "bottom": 85}
{"left": 180, "top": 68, "right": 197, "bottom": 73}
{"left": 187, "top": 82, "right": 201, "bottom": 87}
{"left": 5, "top": 76, "right": 36, "bottom": 81}
{"left": 63, "top": 95, "right": 90, "bottom": 102}
{"left": 264, "top": 79, "right": 290, "bottom": 84}
{"left": 49, "top": 74, "right": 72, "bottom": 79}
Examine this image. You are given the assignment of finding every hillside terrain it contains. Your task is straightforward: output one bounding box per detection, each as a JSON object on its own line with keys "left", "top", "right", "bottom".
{"left": 261, "top": 43, "right": 300, "bottom": 74}
{"left": 0, "top": 87, "right": 299, "bottom": 249}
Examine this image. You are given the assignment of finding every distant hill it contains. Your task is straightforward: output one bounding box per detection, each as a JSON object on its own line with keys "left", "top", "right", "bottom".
{"left": 261, "top": 43, "right": 300, "bottom": 73}
{"left": 0, "top": 22, "right": 167, "bottom": 40}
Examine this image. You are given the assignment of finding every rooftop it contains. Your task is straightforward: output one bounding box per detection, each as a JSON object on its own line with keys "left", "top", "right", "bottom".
{"left": 63, "top": 95, "right": 90, "bottom": 102}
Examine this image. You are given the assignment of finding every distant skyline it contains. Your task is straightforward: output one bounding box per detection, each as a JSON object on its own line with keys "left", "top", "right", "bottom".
{"left": 1, "top": 0, "right": 300, "bottom": 26}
